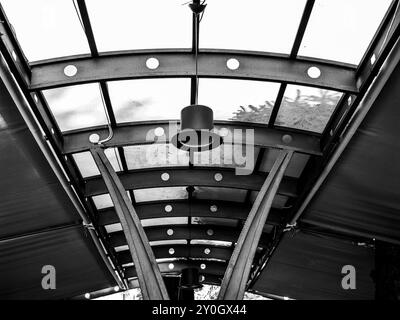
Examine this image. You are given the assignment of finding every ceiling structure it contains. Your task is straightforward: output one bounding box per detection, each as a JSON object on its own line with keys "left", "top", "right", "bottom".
{"left": 0, "top": 0, "right": 399, "bottom": 299}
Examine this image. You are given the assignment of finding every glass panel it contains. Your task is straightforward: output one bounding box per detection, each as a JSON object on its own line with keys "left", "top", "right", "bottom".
{"left": 124, "top": 144, "right": 189, "bottom": 170}
{"left": 92, "top": 193, "right": 113, "bottom": 210}
{"left": 73, "top": 148, "right": 122, "bottom": 178}
{"left": 193, "top": 187, "right": 247, "bottom": 202}
{"left": 42, "top": 83, "right": 107, "bottom": 132}
{"left": 275, "top": 85, "right": 342, "bottom": 133}
{"left": 191, "top": 217, "right": 238, "bottom": 228}
{"left": 141, "top": 217, "right": 188, "bottom": 227}
{"left": 134, "top": 187, "right": 188, "bottom": 203}
{"left": 150, "top": 240, "right": 188, "bottom": 246}
{"left": 259, "top": 149, "right": 310, "bottom": 178}
{"left": 1, "top": 0, "right": 90, "bottom": 61}
{"left": 104, "top": 223, "right": 122, "bottom": 234}
{"left": 114, "top": 245, "right": 129, "bottom": 252}
{"left": 193, "top": 145, "right": 259, "bottom": 173}
{"left": 298, "top": 0, "right": 392, "bottom": 65}
{"left": 200, "top": 0, "right": 307, "bottom": 53}
{"left": 191, "top": 240, "right": 232, "bottom": 247}
{"left": 198, "top": 79, "right": 280, "bottom": 123}
{"left": 86, "top": 0, "right": 191, "bottom": 52}
{"left": 108, "top": 79, "right": 191, "bottom": 123}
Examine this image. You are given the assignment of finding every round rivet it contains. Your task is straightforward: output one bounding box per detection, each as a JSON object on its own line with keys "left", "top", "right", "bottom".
{"left": 204, "top": 248, "right": 211, "bottom": 255}
{"left": 207, "top": 229, "right": 214, "bottom": 236}
{"left": 307, "top": 66, "right": 321, "bottom": 79}
{"left": 200, "top": 263, "right": 206, "bottom": 270}
{"left": 64, "top": 65, "right": 78, "bottom": 77}
{"left": 154, "top": 127, "right": 165, "bottom": 137}
{"left": 214, "top": 173, "right": 223, "bottom": 182}
{"left": 146, "top": 57, "right": 160, "bottom": 70}
{"left": 161, "top": 173, "right": 170, "bottom": 181}
{"left": 168, "top": 263, "right": 174, "bottom": 270}
{"left": 169, "top": 248, "right": 175, "bottom": 255}
{"left": 282, "top": 134, "right": 293, "bottom": 144}
{"left": 84, "top": 293, "right": 90, "bottom": 299}
{"left": 167, "top": 229, "right": 174, "bottom": 236}
{"left": 210, "top": 205, "right": 218, "bottom": 213}
{"left": 226, "top": 58, "right": 240, "bottom": 70}
{"left": 165, "top": 205, "right": 173, "bottom": 213}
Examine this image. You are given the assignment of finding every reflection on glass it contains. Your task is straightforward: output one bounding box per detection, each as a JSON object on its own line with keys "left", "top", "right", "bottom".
{"left": 134, "top": 187, "right": 188, "bottom": 203}
{"left": 73, "top": 148, "right": 122, "bottom": 178}
{"left": 141, "top": 217, "right": 188, "bottom": 227}
{"left": 92, "top": 193, "right": 113, "bottom": 210}
{"left": 105, "top": 223, "right": 122, "bottom": 234}
{"left": 108, "top": 79, "right": 190, "bottom": 123}
{"left": 42, "top": 83, "right": 107, "bottom": 132}
{"left": 86, "top": 0, "right": 191, "bottom": 52}
{"left": 200, "top": 0, "right": 306, "bottom": 53}
{"left": 299, "top": 0, "right": 392, "bottom": 65}
{"left": 1, "top": 0, "right": 90, "bottom": 61}
{"left": 150, "top": 240, "right": 188, "bottom": 246}
{"left": 198, "top": 79, "right": 280, "bottom": 123}
{"left": 276, "top": 85, "right": 342, "bottom": 133}
{"left": 124, "top": 144, "right": 189, "bottom": 170}
{"left": 191, "top": 240, "right": 232, "bottom": 247}
{"left": 191, "top": 217, "right": 238, "bottom": 228}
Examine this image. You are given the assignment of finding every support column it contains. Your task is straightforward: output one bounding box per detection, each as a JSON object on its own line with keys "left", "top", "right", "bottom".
{"left": 218, "top": 150, "right": 293, "bottom": 300}
{"left": 90, "top": 145, "right": 169, "bottom": 300}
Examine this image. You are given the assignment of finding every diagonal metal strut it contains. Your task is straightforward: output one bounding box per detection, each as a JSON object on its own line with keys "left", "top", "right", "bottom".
{"left": 90, "top": 145, "right": 169, "bottom": 300}
{"left": 218, "top": 149, "right": 294, "bottom": 300}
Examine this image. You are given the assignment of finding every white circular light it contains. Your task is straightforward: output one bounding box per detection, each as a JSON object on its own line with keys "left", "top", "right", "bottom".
{"left": 219, "top": 128, "right": 230, "bottom": 137}
{"left": 114, "top": 286, "right": 120, "bottom": 292}
{"left": 161, "top": 173, "right": 170, "bottom": 181}
{"left": 204, "top": 248, "right": 211, "bottom": 255}
{"left": 154, "top": 127, "right": 165, "bottom": 137}
{"left": 146, "top": 57, "right": 160, "bottom": 70}
{"left": 210, "top": 205, "right": 218, "bottom": 213}
{"left": 89, "top": 133, "right": 100, "bottom": 144}
{"left": 207, "top": 229, "right": 214, "bottom": 236}
{"left": 168, "top": 263, "right": 174, "bottom": 270}
{"left": 64, "top": 64, "right": 78, "bottom": 77}
{"left": 307, "top": 66, "right": 321, "bottom": 79}
{"left": 214, "top": 173, "right": 223, "bottom": 182}
{"left": 226, "top": 58, "right": 240, "bottom": 70}
{"left": 165, "top": 204, "right": 173, "bottom": 213}
{"left": 167, "top": 228, "right": 174, "bottom": 236}
{"left": 84, "top": 293, "right": 91, "bottom": 299}
{"left": 282, "top": 134, "right": 293, "bottom": 144}
{"left": 169, "top": 248, "right": 175, "bottom": 255}
{"left": 200, "top": 263, "right": 206, "bottom": 270}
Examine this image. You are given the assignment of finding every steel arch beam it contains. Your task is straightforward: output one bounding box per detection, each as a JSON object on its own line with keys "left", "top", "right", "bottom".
{"left": 117, "top": 245, "right": 233, "bottom": 265}
{"left": 90, "top": 145, "right": 169, "bottom": 300}
{"left": 108, "top": 225, "right": 271, "bottom": 248}
{"left": 84, "top": 167, "right": 298, "bottom": 198}
{"left": 124, "top": 260, "right": 227, "bottom": 279}
{"left": 218, "top": 150, "right": 293, "bottom": 300}
{"left": 63, "top": 122, "right": 322, "bottom": 155}
{"left": 29, "top": 50, "right": 357, "bottom": 92}
{"left": 97, "top": 200, "right": 287, "bottom": 226}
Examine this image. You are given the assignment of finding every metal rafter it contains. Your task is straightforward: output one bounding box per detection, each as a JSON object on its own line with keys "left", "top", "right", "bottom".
{"left": 29, "top": 51, "right": 357, "bottom": 93}
{"left": 90, "top": 145, "right": 169, "bottom": 300}
{"left": 218, "top": 150, "right": 293, "bottom": 300}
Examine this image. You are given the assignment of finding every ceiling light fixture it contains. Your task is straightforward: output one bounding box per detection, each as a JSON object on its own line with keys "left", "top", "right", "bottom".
{"left": 172, "top": 0, "right": 222, "bottom": 152}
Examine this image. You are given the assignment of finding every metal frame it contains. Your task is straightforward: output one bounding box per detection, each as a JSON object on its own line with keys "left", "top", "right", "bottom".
{"left": 218, "top": 150, "right": 293, "bottom": 299}
{"left": 90, "top": 145, "right": 169, "bottom": 300}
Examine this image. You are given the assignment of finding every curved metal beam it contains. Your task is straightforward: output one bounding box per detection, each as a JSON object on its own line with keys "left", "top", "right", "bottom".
{"left": 63, "top": 122, "right": 322, "bottom": 155}
{"left": 124, "top": 259, "right": 227, "bottom": 279}
{"left": 117, "top": 245, "right": 233, "bottom": 265}
{"left": 97, "top": 200, "right": 287, "bottom": 226}
{"left": 85, "top": 167, "right": 298, "bottom": 198}
{"left": 109, "top": 225, "right": 271, "bottom": 248}
{"left": 29, "top": 50, "right": 357, "bottom": 93}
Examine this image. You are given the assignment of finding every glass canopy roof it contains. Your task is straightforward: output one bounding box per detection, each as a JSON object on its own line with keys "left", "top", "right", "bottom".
{"left": 0, "top": 0, "right": 396, "bottom": 288}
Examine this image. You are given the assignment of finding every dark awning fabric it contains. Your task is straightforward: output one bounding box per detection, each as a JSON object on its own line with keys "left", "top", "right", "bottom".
{"left": 252, "top": 231, "right": 374, "bottom": 300}
{"left": 0, "top": 69, "right": 113, "bottom": 298}
{"left": 301, "top": 61, "right": 400, "bottom": 244}
{"left": 0, "top": 226, "right": 113, "bottom": 299}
